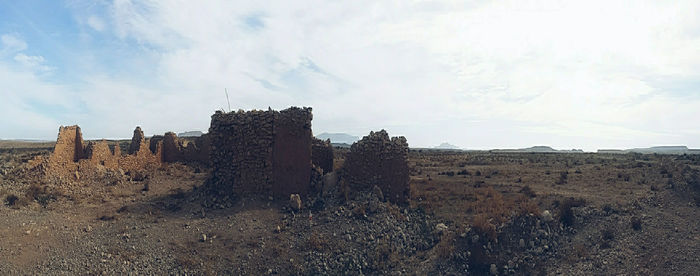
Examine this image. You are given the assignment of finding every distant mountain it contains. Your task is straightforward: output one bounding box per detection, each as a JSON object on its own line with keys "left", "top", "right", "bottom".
{"left": 178, "top": 131, "right": 204, "bottom": 137}
{"left": 434, "top": 143, "right": 459, "bottom": 150}
{"left": 523, "top": 146, "right": 557, "bottom": 152}
{"left": 316, "top": 133, "right": 359, "bottom": 144}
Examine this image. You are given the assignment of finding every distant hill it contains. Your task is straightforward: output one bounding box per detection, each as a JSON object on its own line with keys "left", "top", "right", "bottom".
{"left": 178, "top": 131, "right": 204, "bottom": 137}
{"left": 492, "top": 146, "right": 584, "bottom": 153}
{"left": 598, "top": 146, "right": 700, "bottom": 155}
{"left": 316, "top": 133, "right": 359, "bottom": 144}
{"left": 434, "top": 142, "right": 459, "bottom": 150}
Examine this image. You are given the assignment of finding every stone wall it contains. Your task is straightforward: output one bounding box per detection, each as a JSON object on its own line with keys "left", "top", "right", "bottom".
{"left": 207, "top": 107, "right": 313, "bottom": 198}
{"left": 344, "top": 130, "right": 410, "bottom": 204}
{"left": 209, "top": 110, "right": 275, "bottom": 196}
{"left": 272, "top": 107, "right": 313, "bottom": 197}
{"left": 312, "top": 138, "right": 334, "bottom": 174}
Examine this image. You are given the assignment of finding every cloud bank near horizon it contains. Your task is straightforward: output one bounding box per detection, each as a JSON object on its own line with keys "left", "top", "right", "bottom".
{"left": 1, "top": 0, "right": 699, "bottom": 151}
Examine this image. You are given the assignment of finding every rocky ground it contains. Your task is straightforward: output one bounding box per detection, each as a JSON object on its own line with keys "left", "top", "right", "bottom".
{"left": 0, "top": 142, "right": 699, "bottom": 275}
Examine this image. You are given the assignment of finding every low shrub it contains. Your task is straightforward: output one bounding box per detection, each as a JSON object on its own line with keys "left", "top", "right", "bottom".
{"left": 471, "top": 214, "right": 496, "bottom": 241}
{"left": 5, "top": 194, "right": 18, "bottom": 206}
{"left": 519, "top": 186, "right": 536, "bottom": 198}
{"left": 558, "top": 197, "right": 585, "bottom": 226}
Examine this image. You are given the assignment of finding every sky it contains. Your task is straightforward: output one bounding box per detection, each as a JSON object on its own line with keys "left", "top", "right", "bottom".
{"left": 1, "top": 0, "right": 699, "bottom": 151}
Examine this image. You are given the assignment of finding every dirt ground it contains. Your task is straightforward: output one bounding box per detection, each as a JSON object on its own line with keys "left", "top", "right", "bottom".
{"left": 1, "top": 141, "right": 699, "bottom": 275}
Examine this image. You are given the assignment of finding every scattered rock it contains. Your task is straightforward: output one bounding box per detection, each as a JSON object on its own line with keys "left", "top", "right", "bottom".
{"left": 490, "top": 263, "right": 498, "bottom": 275}
{"left": 542, "top": 210, "right": 553, "bottom": 222}
{"left": 290, "top": 194, "right": 302, "bottom": 212}
{"left": 435, "top": 223, "right": 448, "bottom": 234}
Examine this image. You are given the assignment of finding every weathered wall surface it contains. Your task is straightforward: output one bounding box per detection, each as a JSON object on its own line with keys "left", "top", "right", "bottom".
{"left": 312, "top": 138, "right": 334, "bottom": 174}
{"left": 344, "top": 130, "right": 410, "bottom": 204}
{"left": 146, "top": 132, "right": 210, "bottom": 164}
{"left": 118, "top": 129, "right": 161, "bottom": 172}
{"left": 272, "top": 107, "right": 313, "bottom": 197}
{"left": 207, "top": 107, "right": 313, "bottom": 198}
{"left": 161, "top": 132, "right": 183, "bottom": 163}
{"left": 46, "top": 125, "right": 84, "bottom": 175}
{"left": 181, "top": 134, "right": 211, "bottom": 164}
{"left": 128, "top": 127, "right": 146, "bottom": 154}
{"left": 149, "top": 135, "right": 164, "bottom": 155}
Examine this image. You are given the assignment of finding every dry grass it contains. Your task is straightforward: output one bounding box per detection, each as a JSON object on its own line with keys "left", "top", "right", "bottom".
{"left": 472, "top": 213, "right": 496, "bottom": 241}
{"left": 435, "top": 231, "right": 456, "bottom": 260}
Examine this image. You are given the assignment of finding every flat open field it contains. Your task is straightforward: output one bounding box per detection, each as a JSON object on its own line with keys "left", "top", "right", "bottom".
{"left": 1, "top": 143, "right": 699, "bottom": 275}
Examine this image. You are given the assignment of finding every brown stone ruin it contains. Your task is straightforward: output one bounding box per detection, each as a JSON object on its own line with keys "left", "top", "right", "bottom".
{"left": 42, "top": 124, "right": 213, "bottom": 180}
{"left": 117, "top": 127, "right": 162, "bottom": 172}
{"left": 40, "top": 107, "right": 411, "bottom": 206}
{"left": 156, "top": 132, "right": 211, "bottom": 164}
{"left": 207, "top": 107, "right": 315, "bottom": 198}
{"left": 312, "top": 138, "right": 334, "bottom": 174}
{"left": 43, "top": 126, "right": 163, "bottom": 178}
{"left": 45, "top": 125, "right": 85, "bottom": 176}
{"left": 343, "top": 130, "right": 410, "bottom": 204}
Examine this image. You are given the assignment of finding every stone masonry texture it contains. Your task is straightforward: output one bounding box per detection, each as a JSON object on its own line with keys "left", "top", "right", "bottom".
{"left": 344, "top": 130, "right": 410, "bottom": 204}
{"left": 207, "top": 107, "right": 313, "bottom": 198}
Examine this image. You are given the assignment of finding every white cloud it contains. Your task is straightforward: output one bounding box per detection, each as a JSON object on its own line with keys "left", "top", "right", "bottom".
{"left": 87, "top": 15, "right": 105, "bottom": 32}
{"left": 2, "top": 1, "right": 700, "bottom": 151}
{"left": 13, "top": 53, "right": 52, "bottom": 72}
{"left": 1, "top": 34, "right": 28, "bottom": 54}
{"left": 97, "top": 0, "right": 700, "bottom": 150}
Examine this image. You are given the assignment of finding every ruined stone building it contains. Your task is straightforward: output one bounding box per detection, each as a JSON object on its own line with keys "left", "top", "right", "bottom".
{"left": 344, "top": 130, "right": 410, "bottom": 204}
{"left": 43, "top": 125, "right": 210, "bottom": 179}
{"left": 44, "top": 126, "right": 161, "bottom": 178}
{"left": 207, "top": 107, "right": 316, "bottom": 198}
{"left": 312, "top": 138, "right": 334, "bottom": 174}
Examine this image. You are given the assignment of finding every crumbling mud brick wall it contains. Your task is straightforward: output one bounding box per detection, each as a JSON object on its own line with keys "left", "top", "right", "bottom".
{"left": 84, "top": 140, "right": 119, "bottom": 168}
{"left": 312, "top": 138, "right": 334, "bottom": 174}
{"left": 45, "top": 125, "right": 85, "bottom": 176}
{"left": 44, "top": 125, "right": 163, "bottom": 179}
{"left": 149, "top": 135, "right": 164, "bottom": 154}
{"left": 128, "top": 127, "right": 146, "bottom": 154}
{"left": 148, "top": 133, "right": 210, "bottom": 165}
{"left": 208, "top": 107, "right": 313, "bottom": 198}
{"left": 344, "top": 130, "right": 410, "bottom": 204}
{"left": 118, "top": 127, "right": 161, "bottom": 172}
{"left": 161, "top": 132, "right": 184, "bottom": 162}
